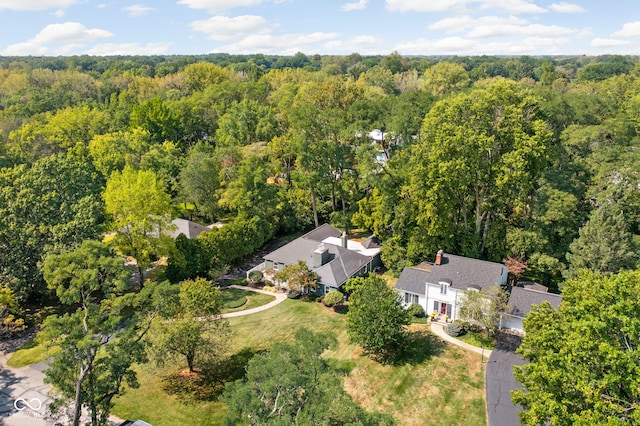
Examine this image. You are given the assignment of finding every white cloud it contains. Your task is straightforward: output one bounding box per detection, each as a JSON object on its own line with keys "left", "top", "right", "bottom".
{"left": 429, "top": 15, "right": 526, "bottom": 33}
{"left": 386, "top": 0, "right": 473, "bottom": 12}
{"left": 53, "top": 9, "right": 64, "bottom": 17}
{"left": 591, "top": 37, "right": 632, "bottom": 47}
{"left": 429, "top": 15, "right": 575, "bottom": 39}
{"left": 480, "top": 0, "right": 547, "bottom": 14}
{"left": 211, "top": 32, "right": 340, "bottom": 54}
{"left": 33, "top": 22, "right": 112, "bottom": 44}
{"left": 394, "top": 33, "right": 579, "bottom": 55}
{"left": 341, "top": 0, "right": 368, "bottom": 11}
{"left": 123, "top": 4, "right": 153, "bottom": 17}
{"left": 324, "top": 35, "right": 382, "bottom": 54}
{"left": 86, "top": 42, "right": 173, "bottom": 55}
{"left": 1, "top": 22, "right": 113, "bottom": 55}
{"left": 0, "top": 0, "right": 79, "bottom": 10}
{"left": 469, "top": 22, "right": 576, "bottom": 38}
{"left": 177, "top": 0, "right": 262, "bottom": 14}
{"left": 548, "top": 2, "right": 585, "bottom": 13}
{"left": 612, "top": 21, "right": 640, "bottom": 38}
{"left": 190, "top": 15, "right": 274, "bottom": 41}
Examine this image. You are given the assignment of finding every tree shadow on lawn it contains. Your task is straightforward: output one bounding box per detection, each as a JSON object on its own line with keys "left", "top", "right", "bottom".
{"left": 385, "top": 328, "right": 446, "bottom": 366}
{"left": 161, "top": 348, "right": 263, "bottom": 403}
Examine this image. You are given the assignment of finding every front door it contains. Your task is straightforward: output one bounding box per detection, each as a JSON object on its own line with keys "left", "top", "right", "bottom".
{"left": 440, "top": 302, "right": 447, "bottom": 315}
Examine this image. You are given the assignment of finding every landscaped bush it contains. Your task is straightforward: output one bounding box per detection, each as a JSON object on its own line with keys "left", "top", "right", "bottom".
{"left": 323, "top": 290, "right": 343, "bottom": 307}
{"left": 444, "top": 321, "right": 465, "bottom": 337}
{"left": 248, "top": 270, "right": 263, "bottom": 283}
{"left": 287, "top": 290, "right": 301, "bottom": 299}
{"left": 262, "top": 285, "right": 277, "bottom": 293}
{"left": 407, "top": 303, "right": 425, "bottom": 318}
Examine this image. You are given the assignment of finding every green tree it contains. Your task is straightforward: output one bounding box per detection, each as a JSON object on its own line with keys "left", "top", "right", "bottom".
{"left": 221, "top": 328, "right": 392, "bottom": 425}
{"left": 151, "top": 278, "right": 228, "bottom": 373}
{"left": 411, "top": 79, "right": 551, "bottom": 258}
{"left": 40, "top": 241, "right": 148, "bottom": 426}
{"left": 104, "top": 166, "right": 173, "bottom": 286}
{"left": 274, "top": 260, "right": 319, "bottom": 293}
{"left": 565, "top": 206, "right": 638, "bottom": 278}
{"left": 346, "top": 275, "right": 409, "bottom": 362}
{"left": 421, "top": 62, "right": 470, "bottom": 96}
{"left": 0, "top": 152, "right": 104, "bottom": 301}
{"left": 457, "top": 285, "right": 509, "bottom": 335}
{"left": 178, "top": 144, "right": 222, "bottom": 221}
{"left": 513, "top": 270, "right": 640, "bottom": 425}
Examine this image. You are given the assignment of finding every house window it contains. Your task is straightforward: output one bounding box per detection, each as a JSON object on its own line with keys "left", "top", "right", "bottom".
{"left": 440, "top": 283, "right": 447, "bottom": 295}
{"left": 404, "top": 293, "right": 418, "bottom": 304}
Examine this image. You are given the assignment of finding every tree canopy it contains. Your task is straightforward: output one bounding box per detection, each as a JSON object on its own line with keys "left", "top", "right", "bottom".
{"left": 346, "top": 275, "right": 409, "bottom": 362}
{"left": 513, "top": 269, "right": 640, "bottom": 425}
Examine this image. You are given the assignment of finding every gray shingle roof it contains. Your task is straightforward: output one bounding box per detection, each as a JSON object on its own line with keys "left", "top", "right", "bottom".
{"left": 301, "top": 223, "right": 342, "bottom": 242}
{"left": 170, "top": 218, "right": 210, "bottom": 239}
{"left": 395, "top": 253, "right": 507, "bottom": 295}
{"left": 263, "top": 224, "right": 372, "bottom": 287}
{"left": 507, "top": 287, "right": 562, "bottom": 318}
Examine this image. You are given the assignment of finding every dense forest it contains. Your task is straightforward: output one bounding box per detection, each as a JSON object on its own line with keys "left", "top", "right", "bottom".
{"left": 1, "top": 52, "right": 639, "bottom": 310}
{"left": 1, "top": 51, "right": 640, "bottom": 425}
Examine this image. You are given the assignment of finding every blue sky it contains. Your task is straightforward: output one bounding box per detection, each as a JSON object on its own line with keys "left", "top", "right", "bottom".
{"left": 0, "top": 0, "right": 639, "bottom": 56}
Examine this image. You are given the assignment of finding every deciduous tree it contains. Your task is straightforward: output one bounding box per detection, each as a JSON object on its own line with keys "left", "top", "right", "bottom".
{"left": 41, "top": 240, "right": 148, "bottom": 426}
{"left": 346, "top": 275, "right": 409, "bottom": 362}
{"left": 151, "top": 278, "right": 229, "bottom": 373}
{"left": 513, "top": 270, "right": 640, "bottom": 425}
{"left": 221, "top": 328, "right": 392, "bottom": 425}
{"left": 104, "top": 166, "right": 173, "bottom": 286}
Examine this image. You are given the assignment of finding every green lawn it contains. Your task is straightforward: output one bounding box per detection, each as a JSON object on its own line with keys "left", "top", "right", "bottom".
{"left": 112, "top": 299, "right": 487, "bottom": 426}
{"left": 7, "top": 338, "right": 59, "bottom": 368}
{"left": 221, "top": 287, "right": 275, "bottom": 314}
{"left": 458, "top": 329, "right": 497, "bottom": 350}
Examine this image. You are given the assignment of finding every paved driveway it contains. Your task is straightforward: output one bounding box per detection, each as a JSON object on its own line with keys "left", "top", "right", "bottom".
{"left": 485, "top": 333, "right": 525, "bottom": 426}
{"left": 0, "top": 355, "right": 53, "bottom": 425}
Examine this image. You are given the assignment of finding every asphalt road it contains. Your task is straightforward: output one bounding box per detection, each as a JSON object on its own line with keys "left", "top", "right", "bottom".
{"left": 485, "top": 333, "right": 526, "bottom": 426}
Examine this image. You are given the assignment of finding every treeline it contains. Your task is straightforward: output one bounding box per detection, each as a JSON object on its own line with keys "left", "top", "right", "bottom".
{"left": 1, "top": 53, "right": 639, "bottom": 307}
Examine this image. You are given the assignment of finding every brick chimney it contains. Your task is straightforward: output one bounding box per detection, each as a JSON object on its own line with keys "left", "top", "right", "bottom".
{"left": 435, "top": 250, "right": 444, "bottom": 266}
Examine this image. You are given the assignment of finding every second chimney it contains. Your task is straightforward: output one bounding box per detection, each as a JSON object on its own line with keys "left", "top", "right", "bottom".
{"left": 435, "top": 250, "right": 444, "bottom": 266}
{"left": 341, "top": 231, "right": 348, "bottom": 248}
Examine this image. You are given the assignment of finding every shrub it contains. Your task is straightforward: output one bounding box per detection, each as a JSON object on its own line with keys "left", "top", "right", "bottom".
{"left": 323, "top": 290, "right": 344, "bottom": 307}
{"left": 248, "top": 270, "right": 263, "bottom": 283}
{"left": 263, "top": 280, "right": 273, "bottom": 286}
{"left": 262, "top": 285, "right": 277, "bottom": 293}
{"left": 407, "top": 303, "right": 425, "bottom": 318}
{"left": 444, "top": 321, "right": 465, "bottom": 337}
{"left": 287, "top": 290, "right": 301, "bottom": 299}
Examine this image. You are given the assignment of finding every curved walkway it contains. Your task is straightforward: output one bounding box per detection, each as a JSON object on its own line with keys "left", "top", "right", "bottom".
{"left": 429, "top": 322, "right": 493, "bottom": 358}
{"left": 220, "top": 285, "right": 287, "bottom": 318}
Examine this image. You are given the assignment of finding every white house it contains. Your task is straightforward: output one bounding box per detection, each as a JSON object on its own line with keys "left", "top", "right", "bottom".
{"left": 395, "top": 250, "right": 508, "bottom": 321}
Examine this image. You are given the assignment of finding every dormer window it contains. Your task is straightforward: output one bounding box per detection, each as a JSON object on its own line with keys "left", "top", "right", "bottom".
{"left": 439, "top": 279, "right": 452, "bottom": 295}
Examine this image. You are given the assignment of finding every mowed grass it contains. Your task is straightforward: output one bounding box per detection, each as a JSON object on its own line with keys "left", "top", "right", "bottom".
{"left": 458, "top": 329, "right": 497, "bottom": 350}
{"left": 7, "top": 338, "right": 59, "bottom": 368}
{"left": 112, "top": 299, "right": 487, "bottom": 425}
{"left": 221, "top": 287, "right": 275, "bottom": 314}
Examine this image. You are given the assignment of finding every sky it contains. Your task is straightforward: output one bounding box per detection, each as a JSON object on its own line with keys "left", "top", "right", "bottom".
{"left": 0, "top": 0, "right": 639, "bottom": 57}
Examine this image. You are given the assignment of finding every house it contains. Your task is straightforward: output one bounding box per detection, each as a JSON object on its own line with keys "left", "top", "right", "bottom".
{"left": 500, "top": 286, "right": 562, "bottom": 332}
{"left": 170, "top": 218, "right": 210, "bottom": 239}
{"left": 247, "top": 224, "right": 382, "bottom": 294}
{"left": 395, "top": 250, "right": 508, "bottom": 320}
